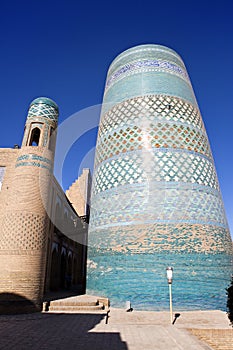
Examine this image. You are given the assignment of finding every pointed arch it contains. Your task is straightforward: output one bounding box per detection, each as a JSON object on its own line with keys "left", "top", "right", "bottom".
{"left": 29, "top": 127, "right": 41, "bottom": 146}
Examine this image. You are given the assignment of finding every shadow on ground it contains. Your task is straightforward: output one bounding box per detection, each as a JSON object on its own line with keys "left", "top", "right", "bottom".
{"left": 0, "top": 312, "right": 128, "bottom": 350}
{"left": 0, "top": 293, "right": 38, "bottom": 314}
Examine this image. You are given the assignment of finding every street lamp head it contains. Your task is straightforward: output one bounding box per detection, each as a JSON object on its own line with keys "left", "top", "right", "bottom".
{"left": 166, "top": 266, "right": 173, "bottom": 284}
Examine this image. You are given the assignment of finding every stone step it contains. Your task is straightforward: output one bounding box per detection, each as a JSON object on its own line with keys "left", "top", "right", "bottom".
{"left": 49, "top": 303, "right": 104, "bottom": 312}
{"left": 50, "top": 300, "right": 98, "bottom": 307}
{"left": 44, "top": 294, "right": 110, "bottom": 313}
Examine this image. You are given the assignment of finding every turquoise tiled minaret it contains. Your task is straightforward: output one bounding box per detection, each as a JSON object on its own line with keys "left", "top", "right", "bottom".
{"left": 87, "top": 44, "right": 233, "bottom": 310}
{"left": 22, "top": 97, "right": 58, "bottom": 150}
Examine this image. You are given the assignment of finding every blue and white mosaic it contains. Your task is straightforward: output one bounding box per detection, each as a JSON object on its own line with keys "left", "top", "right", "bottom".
{"left": 17, "top": 154, "right": 52, "bottom": 164}
{"left": 27, "top": 98, "right": 58, "bottom": 122}
{"left": 87, "top": 44, "right": 233, "bottom": 310}
{"left": 22, "top": 97, "right": 58, "bottom": 148}
{"left": 90, "top": 183, "right": 227, "bottom": 230}
{"left": 108, "top": 45, "right": 185, "bottom": 76}
{"left": 15, "top": 161, "right": 52, "bottom": 172}
{"left": 103, "top": 72, "right": 197, "bottom": 115}
{"left": 106, "top": 59, "right": 190, "bottom": 90}
{"left": 99, "top": 95, "right": 204, "bottom": 137}
{"left": 93, "top": 150, "right": 219, "bottom": 194}
{"left": 16, "top": 154, "right": 52, "bottom": 172}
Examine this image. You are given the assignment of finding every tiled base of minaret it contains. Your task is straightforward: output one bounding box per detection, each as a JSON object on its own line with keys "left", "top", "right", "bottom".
{"left": 87, "top": 250, "right": 233, "bottom": 311}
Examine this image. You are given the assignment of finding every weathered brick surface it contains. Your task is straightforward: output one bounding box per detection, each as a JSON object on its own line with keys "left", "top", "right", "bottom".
{"left": 0, "top": 99, "right": 88, "bottom": 313}
{"left": 0, "top": 146, "right": 88, "bottom": 313}
{"left": 0, "top": 146, "right": 52, "bottom": 312}
{"left": 66, "top": 168, "right": 91, "bottom": 217}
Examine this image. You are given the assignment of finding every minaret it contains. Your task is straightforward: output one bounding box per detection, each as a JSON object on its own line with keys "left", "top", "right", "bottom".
{"left": 87, "top": 45, "right": 233, "bottom": 310}
{"left": 0, "top": 97, "right": 58, "bottom": 313}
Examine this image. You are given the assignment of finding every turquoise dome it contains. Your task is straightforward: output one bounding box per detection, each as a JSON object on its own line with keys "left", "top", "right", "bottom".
{"left": 30, "top": 97, "right": 58, "bottom": 111}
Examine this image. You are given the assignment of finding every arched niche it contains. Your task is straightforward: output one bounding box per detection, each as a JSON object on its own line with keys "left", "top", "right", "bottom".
{"left": 29, "top": 127, "right": 41, "bottom": 146}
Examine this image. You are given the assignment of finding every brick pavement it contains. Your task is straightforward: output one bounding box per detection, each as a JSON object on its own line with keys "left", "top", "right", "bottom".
{"left": 190, "top": 329, "right": 233, "bottom": 350}
{"left": 0, "top": 313, "right": 122, "bottom": 350}
{"left": 0, "top": 309, "right": 232, "bottom": 350}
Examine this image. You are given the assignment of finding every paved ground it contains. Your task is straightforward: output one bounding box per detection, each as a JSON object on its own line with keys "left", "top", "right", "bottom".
{"left": 0, "top": 308, "right": 232, "bottom": 349}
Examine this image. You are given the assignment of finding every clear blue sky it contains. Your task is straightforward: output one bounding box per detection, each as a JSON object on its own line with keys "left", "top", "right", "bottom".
{"left": 0, "top": 0, "right": 233, "bottom": 237}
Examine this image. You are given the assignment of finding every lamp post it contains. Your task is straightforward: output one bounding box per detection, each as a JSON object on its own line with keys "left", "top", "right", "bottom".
{"left": 166, "top": 266, "right": 173, "bottom": 324}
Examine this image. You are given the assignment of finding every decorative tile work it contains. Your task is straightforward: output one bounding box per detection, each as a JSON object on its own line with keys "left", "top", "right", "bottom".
{"left": 96, "top": 124, "right": 210, "bottom": 166}
{"left": 17, "top": 154, "right": 52, "bottom": 164}
{"left": 106, "top": 59, "right": 190, "bottom": 90}
{"left": 15, "top": 154, "right": 53, "bottom": 173}
{"left": 90, "top": 183, "right": 227, "bottom": 229}
{"left": 27, "top": 103, "right": 58, "bottom": 122}
{"left": 16, "top": 154, "right": 52, "bottom": 172}
{"left": 88, "top": 44, "right": 233, "bottom": 310}
{"left": 22, "top": 98, "right": 58, "bottom": 148}
{"left": 89, "top": 223, "right": 232, "bottom": 254}
{"left": 108, "top": 45, "right": 186, "bottom": 76}
{"left": 93, "top": 150, "right": 218, "bottom": 194}
{"left": 96, "top": 95, "right": 211, "bottom": 167}
{"left": 87, "top": 251, "right": 233, "bottom": 311}
{"left": 15, "top": 161, "right": 52, "bottom": 172}
{"left": 99, "top": 95, "right": 204, "bottom": 136}
{"left": 103, "top": 72, "right": 197, "bottom": 114}
{"left": 30, "top": 97, "right": 58, "bottom": 109}
{"left": 25, "top": 116, "right": 56, "bottom": 127}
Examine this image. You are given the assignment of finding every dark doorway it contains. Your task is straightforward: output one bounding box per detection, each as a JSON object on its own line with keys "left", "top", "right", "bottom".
{"left": 29, "top": 127, "right": 41, "bottom": 146}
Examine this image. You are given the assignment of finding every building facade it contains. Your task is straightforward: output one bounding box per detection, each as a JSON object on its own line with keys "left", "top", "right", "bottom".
{"left": 87, "top": 44, "right": 233, "bottom": 310}
{"left": 0, "top": 98, "right": 88, "bottom": 313}
{"left": 66, "top": 168, "right": 91, "bottom": 223}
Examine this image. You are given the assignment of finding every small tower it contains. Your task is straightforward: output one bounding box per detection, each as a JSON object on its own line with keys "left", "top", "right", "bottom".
{"left": 0, "top": 97, "right": 58, "bottom": 313}
{"left": 22, "top": 97, "right": 58, "bottom": 151}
